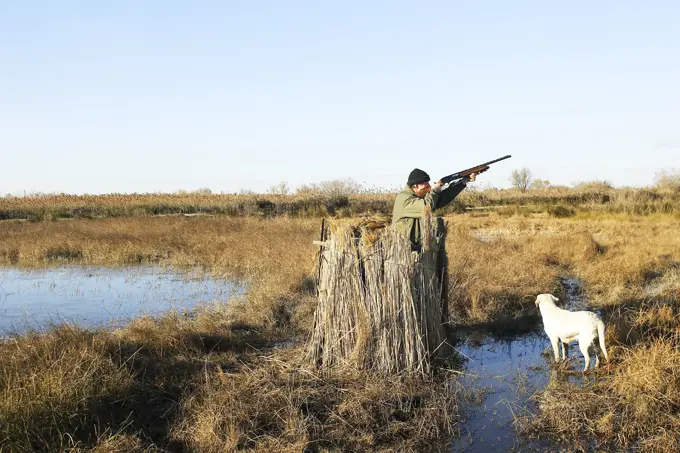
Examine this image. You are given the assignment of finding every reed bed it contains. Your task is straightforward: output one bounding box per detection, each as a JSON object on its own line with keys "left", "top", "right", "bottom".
{"left": 2, "top": 183, "right": 680, "bottom": 221}
{"left": 307, "top": 218, "right": 446, "bottom": 375}
{"left": 0, "top": 192, "right": 393, "bottom": 221}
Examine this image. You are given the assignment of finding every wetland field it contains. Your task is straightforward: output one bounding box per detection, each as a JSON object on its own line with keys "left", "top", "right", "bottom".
{"left": 1, "top": 197, "right": 679, "bottom": 452}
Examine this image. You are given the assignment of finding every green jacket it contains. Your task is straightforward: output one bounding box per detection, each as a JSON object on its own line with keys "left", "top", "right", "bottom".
{"left": 391, "top": 181, "right": 467, "bottom": 247}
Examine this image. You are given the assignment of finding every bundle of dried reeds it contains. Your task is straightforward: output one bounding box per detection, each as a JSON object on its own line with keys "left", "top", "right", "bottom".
{"left": 307, "top": 216, "right": 448, "bottom": 375}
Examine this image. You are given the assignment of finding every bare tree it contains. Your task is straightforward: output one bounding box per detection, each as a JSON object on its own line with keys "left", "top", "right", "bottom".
{"left": 532, "top": 179, "right": 551, "bottom": 190}
{"left": 268, "top": 181, "right": 290, "bottom": 195}
{"left": 317, "top": 178, "right": 363, "bottom": 196}
{"left": 510, "top": 168, "right": 532, "bottom": 192}
{"left": 655, "top": 168, "right": 680, "bottom": 190}
{"left": 296, "top": 178, "right": 363, "bottom": 196}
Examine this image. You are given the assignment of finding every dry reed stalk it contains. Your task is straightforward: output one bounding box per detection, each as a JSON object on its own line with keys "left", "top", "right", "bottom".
{"left": 307, "top": 216, "right": 446, "bottom": 375}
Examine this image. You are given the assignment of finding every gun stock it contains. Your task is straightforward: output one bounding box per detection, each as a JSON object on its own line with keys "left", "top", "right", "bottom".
{"left": 440, "top": 155, "right": 512, "bottom": 185}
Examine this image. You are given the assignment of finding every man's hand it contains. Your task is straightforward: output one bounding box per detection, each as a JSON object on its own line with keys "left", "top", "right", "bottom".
{"left": 460, "top": 173, "right": 478, "bottom": 185}
{"left": 431, "top": 180, "right": 444, "bottom": 193}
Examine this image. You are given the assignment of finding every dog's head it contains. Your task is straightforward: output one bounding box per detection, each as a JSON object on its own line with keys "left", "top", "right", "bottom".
{"left": 535, "top": 293, "right": 559, "bottom": 307}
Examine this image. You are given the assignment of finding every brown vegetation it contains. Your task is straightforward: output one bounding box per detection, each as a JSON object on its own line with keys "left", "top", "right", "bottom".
{"left": 2, "top": 181, "right": 680, "bottom": 221}
{"left": 446, "top": 212, "right": 680, "bottom": 317}
{"left": 173, "top": 354, "right": 461, "bottom": 452}
{"left": 0, "top": 313, "right": 462, "bottom": 452}
{"left": 517, "top": 302, "right": 680, "bottom": 452}
{"left": 0, "top": 216, "right": 318, "bottom": 330}
{"left": 0, "top": 210, "right": 679, "bottom": 451}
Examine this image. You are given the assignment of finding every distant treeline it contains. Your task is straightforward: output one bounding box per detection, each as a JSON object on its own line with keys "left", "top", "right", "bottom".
{"left": 1, "top": 185, "right": 680, "bottom": 221}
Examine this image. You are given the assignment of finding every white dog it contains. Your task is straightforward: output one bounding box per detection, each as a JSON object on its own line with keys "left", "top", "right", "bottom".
{"left": 535, "top": 293, "right": 609, "bottom": 371}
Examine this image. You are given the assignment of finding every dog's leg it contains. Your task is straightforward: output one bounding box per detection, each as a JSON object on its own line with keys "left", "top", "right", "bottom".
{"left": 550, "top": 337, "right": 561, "bottom": 362}
{"left": 579, "top": 341, "right": 591, "bottom": 372}
{"left": 593, "top": 338, "right": 604, "bottom": 368}
{"left": 561, "top": 341, "right": 569, "bottom": 361}
{"left": 597, "top": 320, "right": 609, "bottom": 363}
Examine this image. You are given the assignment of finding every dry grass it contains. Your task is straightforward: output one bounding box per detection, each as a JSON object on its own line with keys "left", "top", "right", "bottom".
{"left": 2, "top": 212, "right": 679, "bottom": 330}
{"left": 0, "top": 216, "right": 463, "bottom": 452}
{"left": 518, "top": 328, "right": 680, "bottom": 452}
{"left": 0, "top": 326, "right": 134, "bottom": 452}
{"left": 0, "top": 305, "right": 294, "bottom": 452}
{"left": 2, "top": 183, "right": 680, "bottom": 222}
{"left": 1, "top": 211, "right": 680, "bottom": 451}
{"left": 0, "top": 216, "right": 320, "bottom": 330}
{"left": 172, "top": 355, "right": 461, "bottom": 452}
{"left": 5, "top": 211, "right": 676, "bottom": 328}
{"left": 445, "top": 212, "right": 680, "bottom": 324}
{"left": 0, "top": 192, "right": 394, "bottom": 221}
{"left": 0, "top": 312, "right": 462, "bottom": 453}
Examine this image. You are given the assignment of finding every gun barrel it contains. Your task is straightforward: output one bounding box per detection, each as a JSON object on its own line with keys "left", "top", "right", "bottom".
{"left": 440, "top": 154, "right": 512, "bottom": 184}
{"left": 477, "top": 154, "right": 512, "bottom": 167}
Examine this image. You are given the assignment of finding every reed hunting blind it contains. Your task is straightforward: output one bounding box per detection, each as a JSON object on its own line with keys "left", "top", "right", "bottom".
{"left": 306, "top": 213, "right": 449, "bottom": 375}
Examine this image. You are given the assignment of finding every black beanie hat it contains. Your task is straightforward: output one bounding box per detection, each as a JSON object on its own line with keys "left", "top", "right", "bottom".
{"left": 407, "top": 168, "right": 430, "bottom": 186}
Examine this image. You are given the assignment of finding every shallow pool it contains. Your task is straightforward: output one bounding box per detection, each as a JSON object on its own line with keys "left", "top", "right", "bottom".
{"left": 450, "top": 277, "right": 593, "bottom": 452}
{"left": 0, "top": 266, "right": 244, "bottom": 335}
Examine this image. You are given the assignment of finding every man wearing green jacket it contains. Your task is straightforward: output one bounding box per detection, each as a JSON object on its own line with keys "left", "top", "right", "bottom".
{"left": 392, "top": 168, "right": 477, "bottom": 250}
{"left": 391, "top": 168, "right": 477, "bottom": 327}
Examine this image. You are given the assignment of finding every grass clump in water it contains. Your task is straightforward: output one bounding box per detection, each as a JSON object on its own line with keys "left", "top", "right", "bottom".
{"left": 517, "top": 302, "right": 680, "bottom": 452}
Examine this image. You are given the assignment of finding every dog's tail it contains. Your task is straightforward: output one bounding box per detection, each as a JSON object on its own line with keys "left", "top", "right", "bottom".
{"left": 597, "top": 319, "right": 609, "bottom": 362}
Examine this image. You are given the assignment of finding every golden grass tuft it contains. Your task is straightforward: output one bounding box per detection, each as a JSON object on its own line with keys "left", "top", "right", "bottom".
{"left": 0, "top": 326, "right": 134, "bottom": 452}
{"left": 69, "top": 433, "right": 157, "bottom": 453}
{"left": 172, "top": 349, "right": 462, "bottom": 453}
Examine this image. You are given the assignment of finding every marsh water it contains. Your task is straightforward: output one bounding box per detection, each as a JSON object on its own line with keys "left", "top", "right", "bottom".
{"left": 451, "top": 278, "right": 593, "bottom": 452}
{"left": 0, "top": 265, "right": 600, "bottom": 451}
{"left": 0, "top": 266, "right": 244, "bottom": 335}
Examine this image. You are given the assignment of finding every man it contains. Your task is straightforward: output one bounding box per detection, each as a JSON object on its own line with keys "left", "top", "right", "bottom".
{"left": 391, "top": 168, "right": 477, "bottom": 249}
{"left": 391, "top": 168, "right": 478, "bottom": 327}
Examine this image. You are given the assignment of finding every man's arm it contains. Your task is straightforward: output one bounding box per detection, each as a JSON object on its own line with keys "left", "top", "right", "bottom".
{"left": 434, "top": 179, "right": 467, "bottom": 210}
{"left": 399, "top": 190, "right": 440, "bottom": 218}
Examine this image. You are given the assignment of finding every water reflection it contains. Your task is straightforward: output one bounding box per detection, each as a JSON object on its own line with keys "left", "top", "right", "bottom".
{"left": 451, "top": 330, "right": 553, "bottom": 452}
{"left": 0, "top": 266, "right": 243, "bottom": 335}
{"left": 451, "top": 277, "right": 597, "bottom": 452}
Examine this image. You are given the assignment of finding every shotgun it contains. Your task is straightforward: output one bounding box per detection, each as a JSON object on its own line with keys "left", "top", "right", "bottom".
{"left": 439, "top": 155, "right": 512, "bottom": 185}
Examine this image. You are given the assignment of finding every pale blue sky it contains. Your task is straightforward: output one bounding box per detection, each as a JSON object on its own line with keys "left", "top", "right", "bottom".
{"left": 1, "top": 1, "right": 679, "bottom": 195}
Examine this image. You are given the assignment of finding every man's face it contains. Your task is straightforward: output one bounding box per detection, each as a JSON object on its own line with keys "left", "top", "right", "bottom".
{"left": 412, "top": 182, "right": 431, "bottom": 198}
